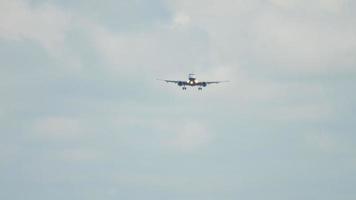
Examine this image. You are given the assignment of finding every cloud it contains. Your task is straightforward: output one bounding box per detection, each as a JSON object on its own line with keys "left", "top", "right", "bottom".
{"left": 269, "top": 0, "right": 349, "bottom": 13}
{"left": 249, "top": 9, "right": 356, "bottom": 73}
{"left": 0, "top": 144, "right": 21, "bottom": 164}
{"left": 303, "top": 131, "right": 355, "bottom": 155}
{"left": 167, "top": 0, "right": 356, "bottom": 74}
{"left": 0, "top": 0, "right": 71, "bottom": 53}
{"left": 1, "top": 1, "right": 355, "bottom": 199}
{"left": 16, "top": 0, "right": 350, "bottom": 81}
{"left": 161, "top": 122, "right": 214, "bottom": 152}
{"left": 89, "top": 23, "right": 211, "bottom": 76}
{"left": 57, "top": 148, "right": 102, "bottom": 162}
{"left": 198, "top": 66, "right": 282, "bottom": 102}
{"left": 172, "top": 12, "right": 191, "bottom": 27}
{"left": 32, "top": 117, "right": 85, "bottom": 140}
{"left": 306, "top": 132, "right": 337, "bottom": 152}
{"left": 113, "top": 112, "right": 214, "bottom": 153}
{"left": 264, "top": 103, "right": 332, "bottom": 122}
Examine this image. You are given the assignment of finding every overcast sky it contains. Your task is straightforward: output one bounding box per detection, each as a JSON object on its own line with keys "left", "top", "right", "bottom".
{"left": 1, "top": 0, "right": 356, "bottom": 199}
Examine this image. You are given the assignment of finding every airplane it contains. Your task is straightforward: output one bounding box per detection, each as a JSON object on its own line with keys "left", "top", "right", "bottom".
{"left": 157, "top": 73, "right": 229, "bottom": 90}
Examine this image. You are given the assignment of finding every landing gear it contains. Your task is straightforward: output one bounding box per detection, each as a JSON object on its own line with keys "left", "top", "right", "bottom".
{"left": 198, "top": 87, "right": 202, "bottom": 91}
{"left": 182, "top": 87, "right": 187, "bottom": 90}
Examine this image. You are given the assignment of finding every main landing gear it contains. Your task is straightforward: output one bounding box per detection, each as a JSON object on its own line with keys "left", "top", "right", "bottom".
{"left": 182, "top": 87, "right": 203, "bottom": 91}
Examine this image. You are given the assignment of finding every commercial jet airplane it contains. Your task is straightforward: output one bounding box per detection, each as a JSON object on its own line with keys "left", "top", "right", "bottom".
{"left": 157, "top": 73, "right": 229, "bottom": 90}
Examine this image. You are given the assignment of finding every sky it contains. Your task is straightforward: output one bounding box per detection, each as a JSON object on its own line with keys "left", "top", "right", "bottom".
{"left": 0, "top": 0, "right": 356, "bottom": 199}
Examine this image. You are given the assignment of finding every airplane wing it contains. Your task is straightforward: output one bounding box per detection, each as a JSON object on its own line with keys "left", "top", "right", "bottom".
{"left": 157, "top": 79, "right": 187, "bottom": 85}
{"left": 199, "top": 80, "right": 229, "bottom": 85}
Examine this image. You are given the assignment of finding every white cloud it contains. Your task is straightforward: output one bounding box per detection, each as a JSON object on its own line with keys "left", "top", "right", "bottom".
{"left": 304, "top": 131, "right": 356, "bottom": 157}
{"left": 0, "top": 0, "right": 71, "bottom": 53}
{"left": 172, "top": 12, "right": 191, "bottom": 27}
{"left": 113, "top": 111, "right": 214, "bottom": 153}
{"left": 195, "top": 65, "right": 335, "bottom": 123}
{"left": 0, "top": 109, "right": 4, "bottom": 122}
{"left": 32, "top": 117, "right": 84, "bottom": 140}
{"left": 89, "top": 24, "right": 210, "bottom": 75}
{"left": 85, "top": 0, "right": 355, "bottom": 96}
{"left": 266, "top": 103, "right": 332, "bottom": 122}
{"left": 304, "top": 132, "right": 345, "bottom": 154}
{"left": 0, "top": 144, "right": 21, "bottom": 164}
{"left": 167, "top": 0, "right": 356, "bottom": 74}
{"left": 58, "top": 148, "right": 102, "bottom": 162}
{"left": 199, "top": 66, "right": 281, "bottom": 102}
{"left": 307, "top": 133, "right": 336, "bottom": 152}
{"left": 249, "top": 10, "right": 356, "bottom": 72}
{"left": 161, "top": 122, "right": 213, "bottom": 152}
{"left": 269, "top": 0, "right": 349, "bottom": 13}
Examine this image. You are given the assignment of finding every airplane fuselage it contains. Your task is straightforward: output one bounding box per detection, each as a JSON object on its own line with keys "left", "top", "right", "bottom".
{"left": 179, "top": 74, "right": 207, "bottom": 90}
{"left": 158, "top": 73, "right": 226, "bottom": 91}
{"left": 188, "top": 79, "right": 196, "bottom": 85}
{"left": 188, "top": 73, "right": 197, "bottom": 84}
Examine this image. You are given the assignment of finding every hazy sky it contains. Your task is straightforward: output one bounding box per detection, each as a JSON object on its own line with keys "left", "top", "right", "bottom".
{"left": 1, "top": 0, "right": 356, "bottom": 199}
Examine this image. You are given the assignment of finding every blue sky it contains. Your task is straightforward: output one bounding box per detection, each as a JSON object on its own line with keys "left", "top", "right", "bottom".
{"left": 1, "top": 0, "right": 356, "bottom": 199}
